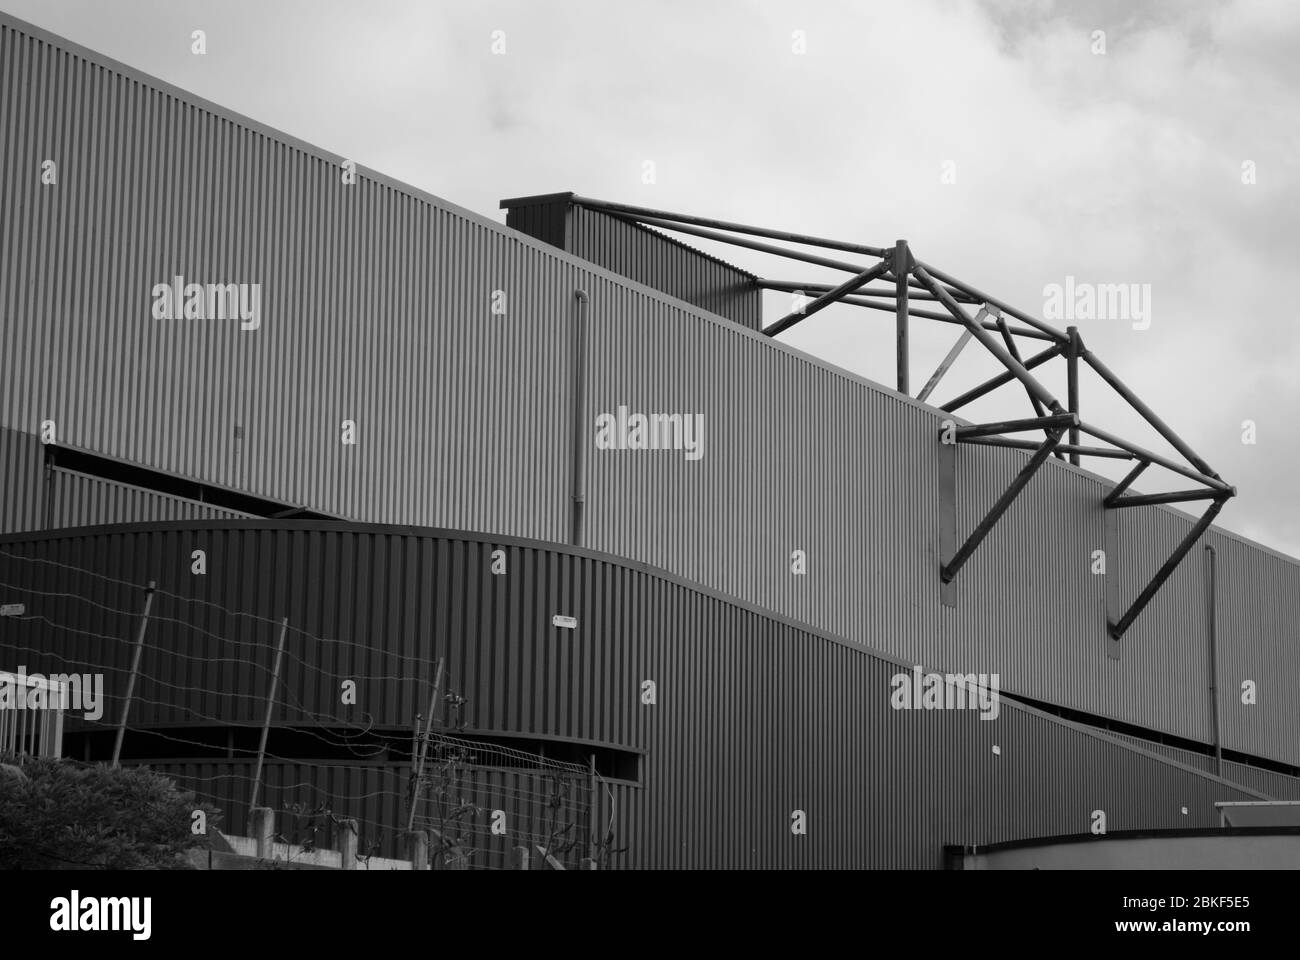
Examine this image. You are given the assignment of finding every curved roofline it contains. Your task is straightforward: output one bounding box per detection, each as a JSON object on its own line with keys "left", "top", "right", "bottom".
{"left": 0, "top": 518, "right": 1278, "bottom": 799}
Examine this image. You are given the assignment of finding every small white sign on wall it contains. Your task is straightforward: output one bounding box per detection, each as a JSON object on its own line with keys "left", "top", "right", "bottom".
{"left": 551, "top": 615, "right": 577, "bottom": 630}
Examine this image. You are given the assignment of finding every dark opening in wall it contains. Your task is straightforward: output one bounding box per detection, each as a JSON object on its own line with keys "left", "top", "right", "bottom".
{"left": 1002, "top": 690, "right": 1300, "bottom": 782}
{"left": 45, "top": 445, "right": 339, "bottom": 520}
{"left": 63, "top": 726, "right": 641, "bottom": 783}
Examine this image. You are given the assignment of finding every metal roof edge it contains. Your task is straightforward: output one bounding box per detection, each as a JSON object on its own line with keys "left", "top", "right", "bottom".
{"left": 502, "top": 190, "right": 761, "bottom": 281}
{"left": 0, "top": 518, "right": 1281, "bottom": 797}
{"left": 0, "top": 11, "right": 1291, "bottom": 569}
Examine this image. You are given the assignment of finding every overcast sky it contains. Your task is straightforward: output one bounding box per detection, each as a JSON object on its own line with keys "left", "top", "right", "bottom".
{"left": 4, "top": 0, "right": 1298, "bottom": 558}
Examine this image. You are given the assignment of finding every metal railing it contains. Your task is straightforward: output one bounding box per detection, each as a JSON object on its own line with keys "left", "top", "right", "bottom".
{"left": 0, "top": 669, "right": 65, "bottom": 760}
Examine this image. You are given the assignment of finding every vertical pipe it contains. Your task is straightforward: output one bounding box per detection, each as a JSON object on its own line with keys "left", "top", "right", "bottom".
{"left": 249, "top": 617, "right": 289, "bottom": 814}
{"left": 895, "top": 240, "right": 909, "bottom": 394}
{"left": 1205, "top": 545, "right": 1222, "bottom": 776}
{"left": 1066, "top": 326, "right": 1080, "bottom": 465}
{"left": 111, "top": 580, "right": 155, "bottom": 768}
{"left": 42, "top": 448, "right": 54, "bottom": 531}
{"left": 571, "top": 290, "right": 590, "bottom": 546}
{"left": 938, "top": 441, "right": 956, "bottom": 607}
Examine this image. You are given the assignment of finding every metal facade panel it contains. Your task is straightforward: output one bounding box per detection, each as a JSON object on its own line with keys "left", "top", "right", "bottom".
{"left": 0, "top": 522, "right": 1275, "bottom": 868}
{"left": 1209, "top": 530, "right": 1300, "bottom": 763}
{"left": 0, "top": 15, "right": 574, "bottom": 543}
{"left": 565, "top": 204, "right": 762, "bottom": 330}
{"left": 0, "top": 427, "right": 43, "bottom": 533}
{"left": 503, "top": 196, "right": 762, "bottom": 329}
{"left": 1, "top": 12, "right": 1297, "bottom": 766}
{"left": 503, "top": 202, "right": 566, "bottom": 250}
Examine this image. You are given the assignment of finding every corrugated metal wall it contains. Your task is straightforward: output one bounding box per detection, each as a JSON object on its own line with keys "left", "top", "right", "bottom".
{"left": 48, "top": 467, "right": 254, "bottom": 526}
{"left": 0, "top": 522, "right": 1275, "bottom": 868}
{"left": 1, "top": 11, "right": 1297, "bottom": 768}
{"left": 501, "top": 195, "right": 764, "bottom": 329}
{"left": 503, "top": 196, "right": 762, "bottom": 330}
{"left": 575, "top": 204, "right": 762, "bottom": 329}
{"left": 0, "top": 427, "right": 43, "bottom": 533}
{"left": 502, "top": 199, "right": 566, "bottom": 249}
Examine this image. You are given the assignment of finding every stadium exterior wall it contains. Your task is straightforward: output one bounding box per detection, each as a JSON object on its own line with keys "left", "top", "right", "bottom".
{"left": 0, "top": 521, "right": 1282, "bottom": 869}
{"left": 0, "top": 427, "right": 42, "bottom": 534}
{"left": 502, "top": 193, "right": 764, "bottom": 330}
{"left": 1, "top": 11, "right": 1298, "bottom": 771}
{"left": 47, "top": 467, "right": 255, "bottom": 527}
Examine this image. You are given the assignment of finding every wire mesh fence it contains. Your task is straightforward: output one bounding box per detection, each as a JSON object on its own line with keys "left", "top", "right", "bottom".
{"left": 412, "top": 731, "right": 594, "bottom": 870}
{"left": 0, "top": 545, "right": 620, "bottom": 869}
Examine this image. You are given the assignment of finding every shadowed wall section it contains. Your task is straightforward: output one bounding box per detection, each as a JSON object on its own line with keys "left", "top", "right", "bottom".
{"left": 0, "top": 522, "right": 1284, "bottom": 868}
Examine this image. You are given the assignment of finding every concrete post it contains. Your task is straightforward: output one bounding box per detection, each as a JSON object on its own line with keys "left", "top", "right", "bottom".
{"left": 339, "top": 819, "right": 359, "bottom": 870}
{"left": 406, "top": 830, "right": 429, "bottom": 870}
{"left": 251, "top": 806, "right": 274, "bottom": 860}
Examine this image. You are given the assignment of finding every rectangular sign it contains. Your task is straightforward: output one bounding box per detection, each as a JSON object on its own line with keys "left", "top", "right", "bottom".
{"left": 0, "top": 603, "right": 25, "bottom": 617}
{"left": 551, "top": 615, "right": 577, "bottom": 630}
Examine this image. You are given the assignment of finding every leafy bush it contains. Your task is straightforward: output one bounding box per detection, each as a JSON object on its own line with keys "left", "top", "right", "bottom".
{"left": 0, "top": 758, "right": 220, "bottom": 869}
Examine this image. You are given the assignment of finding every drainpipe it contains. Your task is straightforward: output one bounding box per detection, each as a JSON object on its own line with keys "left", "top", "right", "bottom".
{"left": 570, "top": 290, "right": 590, "bottom": 546}
{"left": 1205, "top": 544, "right": 1222, "bottom": 776}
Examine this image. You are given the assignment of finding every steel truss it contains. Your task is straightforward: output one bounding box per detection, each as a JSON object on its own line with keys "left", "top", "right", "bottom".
{"left": 565, "top": 195, "right": 1235, "bottom": 641}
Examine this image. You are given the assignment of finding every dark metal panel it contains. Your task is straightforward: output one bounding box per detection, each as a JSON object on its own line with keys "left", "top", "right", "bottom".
{"left": 1, "top": 11, "right": 1297, "bottom": 770}
{"left": 0, "top": 427, "right": 44, "bottom": 534}
{"left": 0, "top": 523, "right": 1281, "bottom": 868}
{"left": 504, "top": 200, "right": 567, "bottom": 250}
{"left": 504, "top": 195, "right": 762, "bottom": 329}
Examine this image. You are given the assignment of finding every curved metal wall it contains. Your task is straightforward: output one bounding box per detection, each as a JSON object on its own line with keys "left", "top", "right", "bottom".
{"left": 1, "top": 11, "right": 1298, "bottom": 769}
{"left": 0, "top": 521, "right": 1280, "bottom": 868}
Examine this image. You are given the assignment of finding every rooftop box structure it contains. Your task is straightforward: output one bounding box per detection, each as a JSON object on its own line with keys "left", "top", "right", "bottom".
{"left": 501, "top": 192, "right": 762, "bottom": 330}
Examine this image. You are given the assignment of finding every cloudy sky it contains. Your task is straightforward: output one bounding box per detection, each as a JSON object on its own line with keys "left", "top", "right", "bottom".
{"left": 4, "top": 0, "right": 1298, "bottom": 557}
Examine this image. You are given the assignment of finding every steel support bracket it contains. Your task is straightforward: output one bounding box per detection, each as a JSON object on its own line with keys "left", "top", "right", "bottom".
{"left": 955, "top": 412, "right": 1078, "bottom": 441}
{"left": 1107, "top": 495, "right": 1230, "bottom": 640}
{"left": 941, "top": 427, "right": 1066, "bottom": 584}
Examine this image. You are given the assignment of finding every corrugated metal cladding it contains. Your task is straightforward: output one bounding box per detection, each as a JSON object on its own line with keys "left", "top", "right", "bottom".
{"left": 501, "top": 198, "right": 567, "bottom": 250}
{"left": 1109, "top": 732, "right": 1300, "bottom": 800}
{"left": 0, "top": 428, "right": 250, "bottom": 531}
{"left": 0, "top": 427, "right": 43, "bottom": 533}
{"left": 1, "top": 11, "right": 1297, "bottom": 766}
{"left": 0, "top": 523, "right": 1274, "bottom": 868}
{"left": 503, "top": 195, "right": 763, "bottom": 330}
{"left": 49, "top": 467, "right": 254, "bottom": 526}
